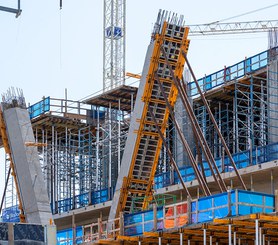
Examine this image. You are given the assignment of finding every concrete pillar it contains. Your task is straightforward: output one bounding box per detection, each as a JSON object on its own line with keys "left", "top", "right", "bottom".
{"left": 180, "top": 233, "right": 183, "bottom": 245}
{"left": 203, "top": 229, "right": 206, "bottom": 245}
{"left": 210, "top": 236, "right": 212, "bottom": 245}
{"left": 159, "top": 236, "right": 162, "bottom": 245}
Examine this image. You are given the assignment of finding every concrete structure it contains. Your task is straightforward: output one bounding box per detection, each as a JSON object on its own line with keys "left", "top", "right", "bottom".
{"left": 2, "top": 106, "right": 52, "bottom": 225}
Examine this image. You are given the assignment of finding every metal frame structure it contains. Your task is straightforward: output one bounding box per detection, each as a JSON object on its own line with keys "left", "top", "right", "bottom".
{"left": 103, "top": 0, "right": 126, "bottom": 92}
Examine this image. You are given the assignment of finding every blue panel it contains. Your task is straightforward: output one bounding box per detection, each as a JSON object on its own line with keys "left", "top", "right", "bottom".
{"left": 198, "top": 198, "right": 212, "bottom": 210}
{"left": 144, "top": 221, "right": 154, "bottom": 232}
{"left": 28, "top": 96, "right": 50, "bottom": 119}
{"left": 124, "top": 213, "right": 142, "bottom": 226}
{"left": 144, "top": 210, "right": 154, "bottom": 222}
{"left": 214, "top": 207, "right": 229, "bottom": 219}
{"left": 2, "top": 205, "right": 20, "bottom": 222}
{"left": 198, "top": 211, "right": 212, "bottom": 222}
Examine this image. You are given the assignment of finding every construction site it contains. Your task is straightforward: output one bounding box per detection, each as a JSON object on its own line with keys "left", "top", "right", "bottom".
{"left": 1, "top": 1, "right": 278, "bottom": 244}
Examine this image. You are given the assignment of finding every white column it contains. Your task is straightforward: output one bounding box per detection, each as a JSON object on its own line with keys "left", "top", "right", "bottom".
{"left": 210, "top": 236, "right": 212, "bottom": 245}
{"left": 180, "top": 233, "right": 183, "bottom": 245}
{"left": 203, "top": 229, "right": 206, "bottom": 245}
{"left": 262, "top": 234, "right": 265, "bottom": 245}
{"left": 188, "top": 239, "right": 191, "bottom": 245}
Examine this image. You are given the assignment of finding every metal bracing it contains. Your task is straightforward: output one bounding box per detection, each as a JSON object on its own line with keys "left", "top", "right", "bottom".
{"left": 103, "top": 0, "right": 126, "bottom": 92}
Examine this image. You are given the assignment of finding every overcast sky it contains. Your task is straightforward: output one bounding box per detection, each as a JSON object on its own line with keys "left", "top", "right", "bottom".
{"left": 0, "top": 0, "right": 278, "bottom": 206}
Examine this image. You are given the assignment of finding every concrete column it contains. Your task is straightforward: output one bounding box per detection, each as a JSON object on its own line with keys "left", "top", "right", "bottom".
{"left": 188, "top": 239, "right": 191, "bottom": 245}
{"left": 203, "top": 229, "right": 206, "bottom": 245}
{"left": 262, "top": 234, "right": 265, "bottom": 245}
{"left": 180, "top": 233, "right": 183, "bottom": 245}
{"left": 210, "top": 236, "right": 212, "bottom": 245}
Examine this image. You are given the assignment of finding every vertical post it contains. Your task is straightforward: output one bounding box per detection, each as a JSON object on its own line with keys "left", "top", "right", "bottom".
{"left": 188, "top": 238, "right": 191, "bottom": 245}
{"left": 108, "top": 103, "right": 112, "bottom": 198}
{"left": 153, "top": 204, "right": 157, "bottom": 231}
{"left": 72, "top": 212, "right": 76, "bottom": 245}
{"left": 187, "top": 196, "right": 192, "bottom": 225}
{"left": 158, "top": 236, "right": 162, "bottom": 245}
{"left": 250, "top": 174, "right": 254, "bottom": 191}
{"left": 275, "top": 190, "right": 278, "bottom": 213}
{"left": 262, "top": 234, "right": 265, "bottom": 245}
{"left": 228, "top": 187, "right": 231, "bottom": 216}
{"left": 118, "top": 99, "right": 121, "bottom": 174}
{"left": 228, "top": 224, "right": 232, "bottom": 245}
{"left": 255, "top": 219, "right": 259, "bottom": 245}
{"left": 210, "top": 235, "right": 212, "bottom": 245}
{"left": 271, "top": 171, "right": 274, "bottom": 195}
{"left": 180, "top": 232, "right": 183, "bottom": 245}
{"left": 233, "top": 232, "right": 236, "bottom": 245}
{"left": 98, "top": 217, "right": 102, "bottom": 239}
{"left": 203, "top": 229, "right": 206, "bottom": 245}
{"left": 119, "top": 212, "right": 124, "bottom": 236}
{"left": 96, "top": 107, "right": 100, "bottom": 189}
{"left": 259, "top": 227, "right": 262, "bottom": 245}
{"left": 238, "top": 238, "right": 241, "bottom": 245}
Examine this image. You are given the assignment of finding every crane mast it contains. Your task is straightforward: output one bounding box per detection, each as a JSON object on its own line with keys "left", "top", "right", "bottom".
{"left": 103, "top": 0, "right": 126, "bottom": 92}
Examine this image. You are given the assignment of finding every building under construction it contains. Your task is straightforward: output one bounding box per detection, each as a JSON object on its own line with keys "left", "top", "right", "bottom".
{"left": 1, "top": 5, "right": 278, "bottom": 245}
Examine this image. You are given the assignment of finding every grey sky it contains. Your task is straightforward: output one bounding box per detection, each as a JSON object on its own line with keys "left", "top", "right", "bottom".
{"left": 0, "top": 0, "right": 277, "bottom": 205}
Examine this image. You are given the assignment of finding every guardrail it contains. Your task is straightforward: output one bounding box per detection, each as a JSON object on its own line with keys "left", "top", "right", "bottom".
{"left": 72, "top": 189, "right": 274, "bottom": 241}
{"left": 188, "top": 48, "right": 269, "bottom": 97}
{"left": 28, "top": 97, "right": 92, "bottom": 120}
{"left": 155, "top": 142, "right": 278, "bottom": 189}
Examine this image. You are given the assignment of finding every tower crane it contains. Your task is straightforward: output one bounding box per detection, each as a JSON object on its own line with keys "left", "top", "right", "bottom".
{"left": 103, "top": 0, "right": 126, "bottom": 92}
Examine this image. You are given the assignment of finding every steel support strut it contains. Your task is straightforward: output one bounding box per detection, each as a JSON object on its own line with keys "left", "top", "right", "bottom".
{"left": 153, "top": 74, "right": 210, "bottom": 196}
{"left": 160, "top": 48, "right": 227, "bottom": 192}
{"left": 182, "top": 51, "right": 247, "bottom": 190}
{"left": 149, "top": 108, "right": 191, "bottom": 198}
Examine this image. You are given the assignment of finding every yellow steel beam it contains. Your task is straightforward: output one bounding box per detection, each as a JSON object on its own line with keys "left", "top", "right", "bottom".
{"left": 126, "top": 72, "right": 142, "bottom": 79}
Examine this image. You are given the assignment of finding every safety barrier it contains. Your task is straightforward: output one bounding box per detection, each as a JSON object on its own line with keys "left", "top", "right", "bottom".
{"left": 188, "top": 48, "right": 270, "bottom": 97}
